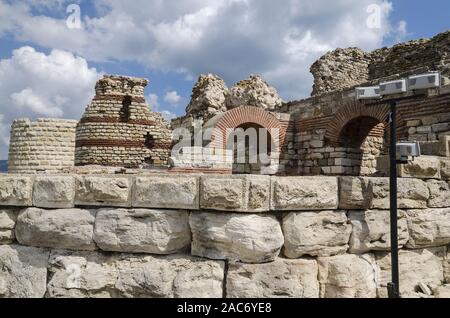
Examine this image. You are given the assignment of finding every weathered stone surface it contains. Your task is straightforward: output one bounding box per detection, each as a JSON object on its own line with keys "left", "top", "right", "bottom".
{"left": 318, "top": 254, "right": 377, "bottom": 298}
{"left": 370, "top": 178, "right": 429, "bottom": 209}
{"left": 310, "top": 47, "right": 371, "bottom": 95}
{"left": 0, "top": 209, "right": 18, "bottom": 244}
{"left": 434, "top": 285, "right": 450, "bottom": 298}
{"left": 94, "top": 208, "right": 191, "bottom": 254}
{"left": 133, "top": 175, "right": 199, "bottom": 210}
{"left": 441, "top": 158, "right": 450, "bottom": 181}
{"left": 405, "top": 208, "right": 450, "bottom": 248}
{"left": 46, "top": 250, "right": 117, "bottom": 298}
{"left": 185, "top": 74, "right": 228, "bottom": 119}
{"left": 0, "top": 175, "right": 33, "bottom": 206}
{"left": 247, "top": 176, "right": 271, "bottom": 211}
{"left": 33, "top": 176, "right": 75, "bottom": 208}
{"left": 271, "top": 177, "right": 338, "bottom": 211}
{"left": 282, "top": 211, "right": 351, "bottom": 258}
{"left": 339, "top": 177, "right": 371, "bottom": 209}
{"left": 200, "top": 175, "right": 270, "bottom": 212}
{"left": 348, "top": 210, "right": 409, "bottom": 253}
{"left": 0, "top": 245, "right": 49, "bottom": 298}
{"left": 201, "top": 177, "right": 244, "bottom": 210}
{"left": 399, "top": 156, "right": 441, "bottom": 179}
{"left": 227, "top": 75, "right": 283, "bottom": 110}
{"left": 15, "top": 208, "right": 96, "bottom": 251}
{"left": 445, "top": 249, "right": 450, "bottom": 284}
{"left": 376, "top": 248, "right": 445, "bottom": 298}
{"left": 75, "top": 176, "right": 131, "bottom": 207}
{"left": 227, "top": 258, "right": 319, "bottom": 298}
{"left": 47, "top": 251, "right": 224, "bottom": 298}
{"left": 427, "top": 180, "right": 450, "bottom": 208}
{"left": 190, "top": 212, "right": 284, "bottom": 263}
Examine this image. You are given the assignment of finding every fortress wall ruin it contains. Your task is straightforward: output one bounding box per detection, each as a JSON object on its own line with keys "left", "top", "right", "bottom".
{"left": 75, "top": 76, "right": 172, "bottom": 168}
{"left": 1, "top": 172, "right": 450, "bottom": 298}
{"left": 278, "top": 85, "right": 450, "bottom": 176}
{"left": 310, "top": 30, "right": 450, "bottom": 96}
{"left": 7, "top": 119, "right": 78, "bottom": 173}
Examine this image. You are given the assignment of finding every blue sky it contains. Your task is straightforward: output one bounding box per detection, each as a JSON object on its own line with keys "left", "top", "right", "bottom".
{"left": 0, "top": 0, "right": 449, "bottom": 159}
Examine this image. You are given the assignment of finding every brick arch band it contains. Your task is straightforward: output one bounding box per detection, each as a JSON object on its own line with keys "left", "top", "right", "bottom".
{"left": 210, "top": 106, "right": 285, "bottom": 151}
{"left": 325, "top": 101, "right": 390, "bottom": 146}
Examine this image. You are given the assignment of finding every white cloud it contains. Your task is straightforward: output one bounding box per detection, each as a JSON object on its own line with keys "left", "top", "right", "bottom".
{"left": 0, "top": 114, "right": 9, "bottom": 146}
{"left": 0, "top": 46, "right": 100, "bottom": 159}
{"left": 147, "top": 93, "right": 177, "bottom": 122}
{"left": 0, "top": 0, "right": 396, "bottom": 99}
{"left": 11, "top": 88, "right": 64, "bottom": 117}
{"left": 394, "top": 20, "right": 408, "bottom": 42}
{"left": 147, "top": 93, "right": 160, "bottom": 110}
{"left": 163, "top": 91, "right": 181, "bottom": 106}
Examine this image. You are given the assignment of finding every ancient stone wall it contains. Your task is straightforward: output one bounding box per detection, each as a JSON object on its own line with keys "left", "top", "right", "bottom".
{"left": 1, "top": 173, "right": 450, "bottom": 298}
{"left": 75, "top": 75, "right": 172, "bottom": 168}
{"left": 310, "top": 48, "right": 372, "bottom": 96}
{"left": 8, "top": 119, "right": 77, "bottom": 173}
{"left": 311, "top": 30, "right": 450, "bottom": 96}
{"left": 280, "top": 85, "right": 450, "bottom": 176}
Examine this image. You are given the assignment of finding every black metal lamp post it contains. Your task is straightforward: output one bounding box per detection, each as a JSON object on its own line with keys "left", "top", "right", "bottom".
{"left": 364, "top": 95, "right": 424, "bottom": 299}
{"left": 387, "top": 100, "right": 400, "bottom": 298}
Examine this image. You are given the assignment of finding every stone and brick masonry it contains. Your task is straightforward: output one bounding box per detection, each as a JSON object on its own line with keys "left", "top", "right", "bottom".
{"left": 75, "top": 75, "right": 172, "bottom": 168}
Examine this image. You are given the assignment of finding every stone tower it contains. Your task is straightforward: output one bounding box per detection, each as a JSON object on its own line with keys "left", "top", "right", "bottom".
{"left": 8, "top": 118, "right": 77, "bottom": 173}
{"left": 75, "top": 75, "right": 172, "bottom": 168}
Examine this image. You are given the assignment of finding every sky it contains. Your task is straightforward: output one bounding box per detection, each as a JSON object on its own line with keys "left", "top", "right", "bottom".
{"left": 0, "top": 0, "right": 449, "bottom": 159}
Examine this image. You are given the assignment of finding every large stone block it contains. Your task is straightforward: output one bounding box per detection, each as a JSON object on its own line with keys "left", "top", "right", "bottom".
{"left": 226, "top": 258, "right": 319, "bottom": 298}
{"left": 15, "top": 208, "right": 97, "bottom": 251}
{"left": 378, "top": 155, "right": 442, "bottom": 179}
{"left": 33, "top": 175, "right": 75, "bottom": 208}
{"left": 282, "top": 211, "right": 351, "bottom": 258}
{"left": 190, "top": 212, "right": 284, "bottom": 263}
{"left": 370, "top": 178, "right": 429, "bottom": 209}
{"left": 0, "top": 245, "right": 49, "bottom": 298}
{"left": 318, "top": 254, "right": 377, "bottom": 298}
{"left": 271, "top": 177, "right": 338, "bottom": 211}
{"left": 405, "top": 208, "right": 450, "bottom": 248}
{"left": 200, "top": 175, "right": 270, "bottom": 212}
{"left": 339, "top": 177, "right": 371, "bottom": 209}
{"left": 47, "top": 251, "right": 224, "bottom": 298}
{"left": 94, "top": 208, "right": 191, "bottom": 254}
{"left": 348, "top": 210, "right": 409, "bottom": 253}
{"left": 376, "top": 248, "right": 445, "bottom": 298}
{"left": 427, "top": 180, "right": 450, "bottom": 208}
{"left": 0, "top": 209, "right": 18, "bottom": 244}
{"left": 0, "top": 175, "right": 33, "bottom": 206}
{"left": 399, "top": 156, "right": 441, "bottom": 179}
{"left": 133, "top": 175, "right": 199, "bottom": 210}
{"left": 434, "top": 285, "right": 450, "bottom": 298}
{"left": 75, "top": 176, "right": 131, "bottom": 207}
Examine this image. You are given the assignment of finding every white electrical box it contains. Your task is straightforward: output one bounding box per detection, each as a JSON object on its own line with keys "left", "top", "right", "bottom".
{"left": 355, "top": 86, "right": 381, "bottom": 99}
{"left": 379, "top": 79, "right": 407, "bottom": 95}
{"left": 397, "top": 141, "right": 421, "bottom": 161}
{"left": 408, "top": 72, "right": 440, "bottom": 90}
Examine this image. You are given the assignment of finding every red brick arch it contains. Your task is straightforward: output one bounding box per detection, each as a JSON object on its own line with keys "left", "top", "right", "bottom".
{"left": 210, "top": 106, "right": 285, "bottom": 150}
{"left": 325, "top": 101, "right": 389, "bottom": 146}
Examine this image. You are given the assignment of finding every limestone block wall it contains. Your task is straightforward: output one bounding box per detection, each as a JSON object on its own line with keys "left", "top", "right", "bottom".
{"left": 8, "top": 119, "right": 77, "bottom": 173}
{"left": 1, "top": 173, "right": 450, "bottom": 298}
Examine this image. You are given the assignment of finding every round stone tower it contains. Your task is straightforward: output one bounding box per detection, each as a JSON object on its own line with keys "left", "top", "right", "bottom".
{"left": 8, "top": 118, "right": 77, "bottom": 173}
{"left": 75, "top": 75, "right": 172, "bottom": 168}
